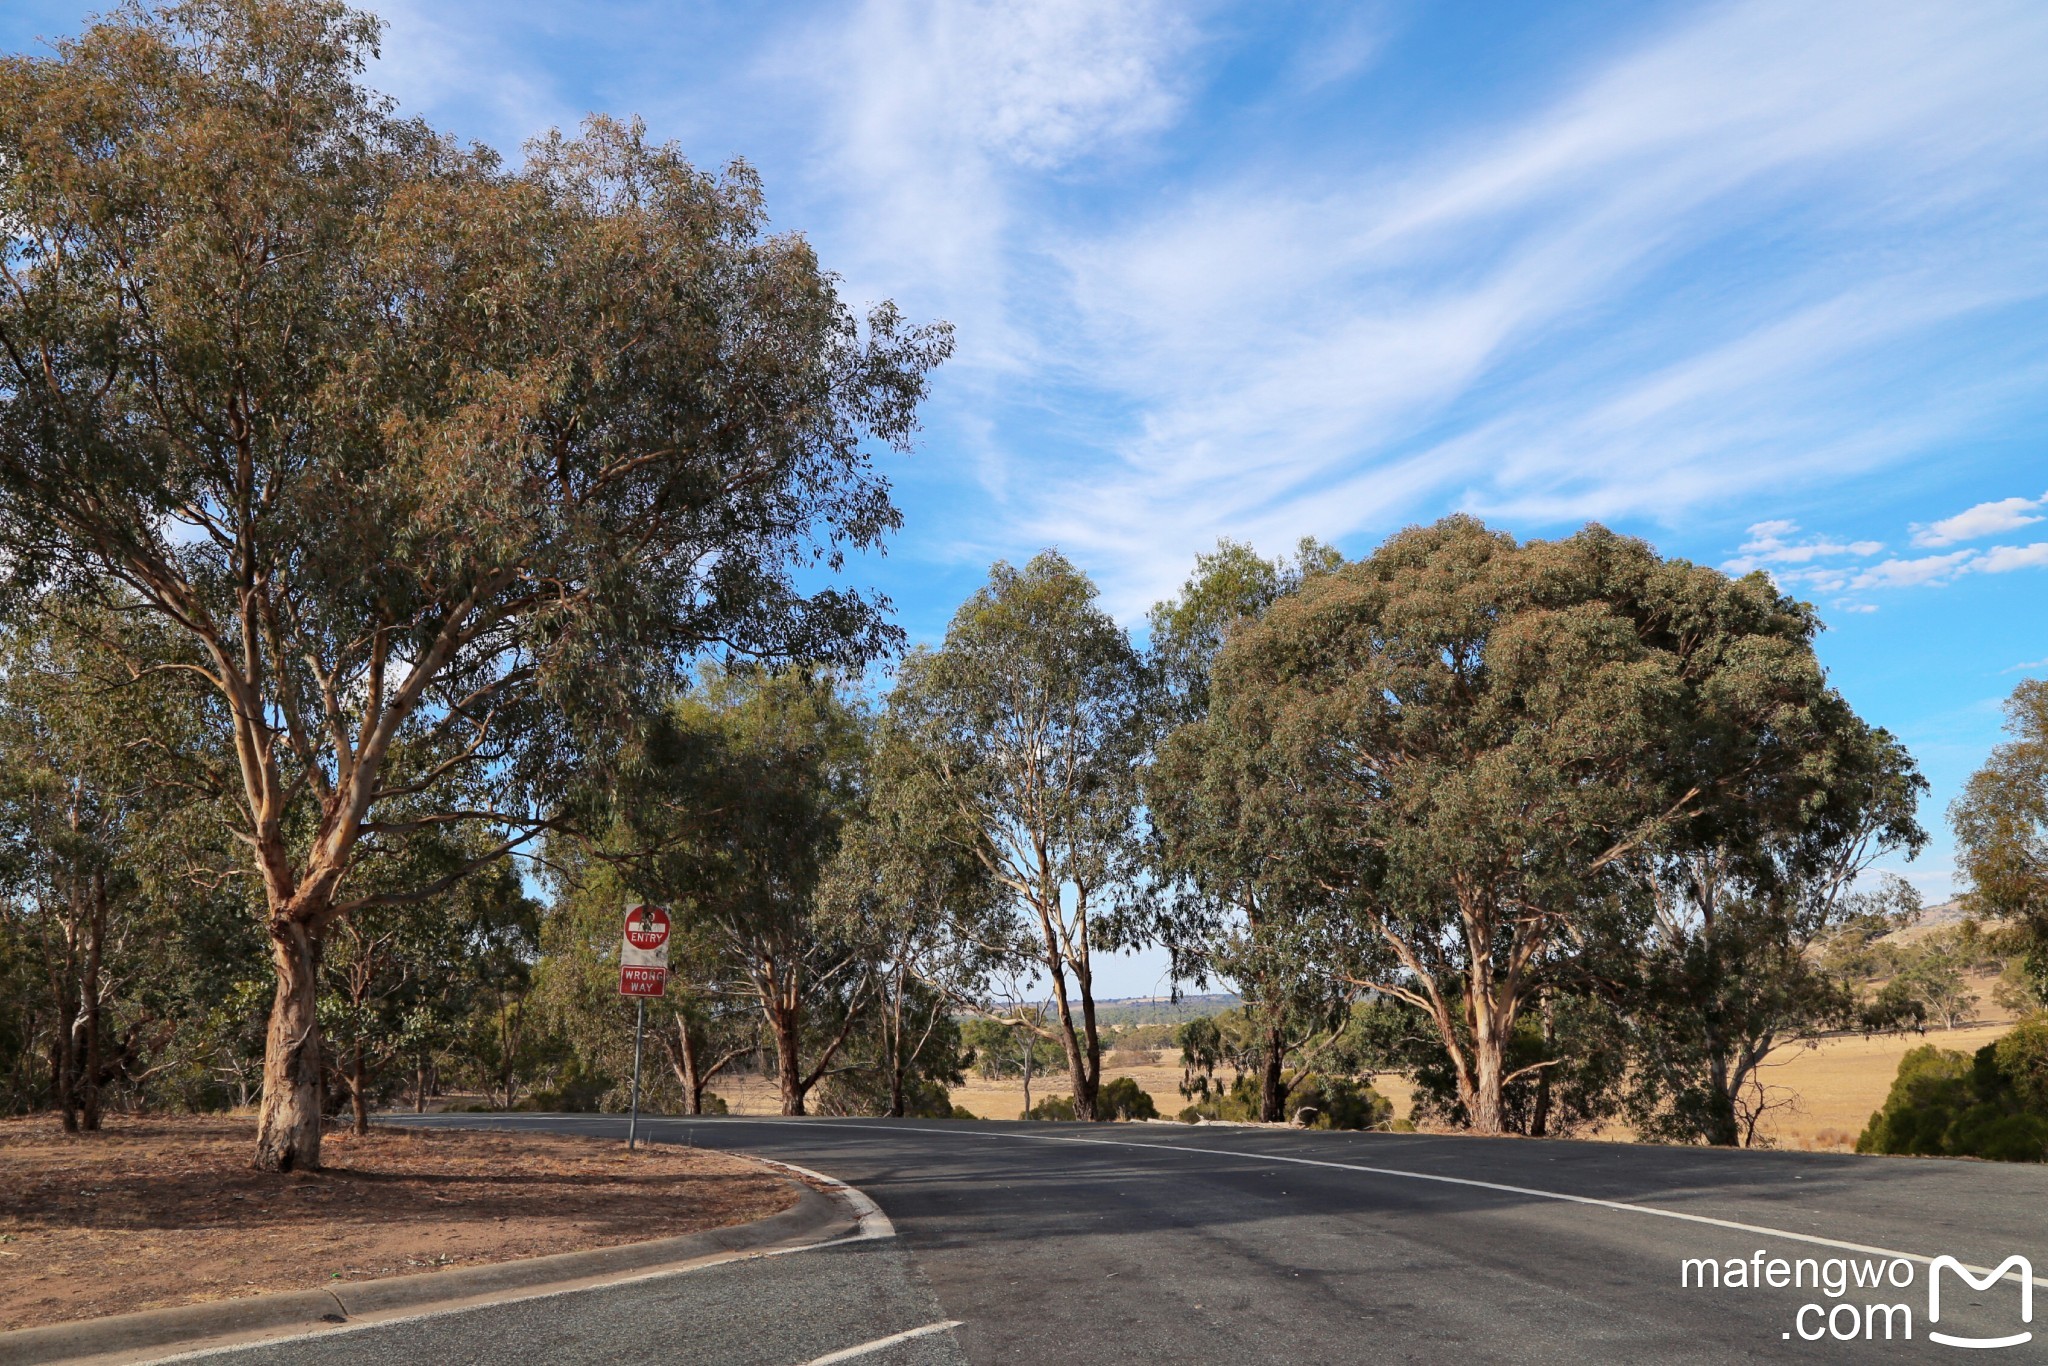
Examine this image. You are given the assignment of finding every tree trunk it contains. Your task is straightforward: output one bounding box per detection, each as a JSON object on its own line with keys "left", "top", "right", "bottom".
{"left": 887, "top": 966, "right": 908, "bottom": 1119}
{"left": 1259, "top": 1017, "right": 1288, "bottom": 1123}
{"left": 350, "top": 1036, "right": 370, "bottom": 1136}
{"left": 771, "top": 1006, "right": 805, "bottom": 1116}
{"left": 255, "top": 924, "right": 324, "bottom": 1172}
{"left": 676, "top": 1018, "right": 704, "bottom": 1117}
{"left": 1467, "top": 1018, "right": 1506, "bottom": 1136}
{"left": 1529, "top": 990, "right": 1555, "bottom": 1139}
{"left": 1702, "top": 1048, "right": 1740, "bottom": 1147}
{"left": 1076, "top": 979, "right": 1102, "bottom": 1121}
{"left": 80, "top": 873, "right": 107, "bottom": 1131}
{"left": 1020, "top": 1039, "right": 1034, "bottom": 1115}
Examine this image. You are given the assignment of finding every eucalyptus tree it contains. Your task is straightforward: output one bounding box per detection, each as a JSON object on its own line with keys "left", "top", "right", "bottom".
{"left": 1621, "top": 722, "right": 1925, "bottom": 1146}
{"left": 612, "top": 666, "right": 874, "bottom": 1116}
{"left": 889, "top": 552, "right": 1149, "bottom": 1121}
{"left": 823, "top": 717, "right": 1008, "bottom": 1117}
{"left": 0, "top": 613, "right": 154, "bottom": 1131}
{"left": 1208, "top": 516, "right": 1857, "bottom": 1135}
{"left": 1953, "top": 678, "right": 2048, "bottom": 1005}
{"left": 1145, "top": 538, "right": 1357, "bottom": 1121}
{"left": 539, "top": 845, "right": 759, "bottom": 1116}
{"left": 0, "top": 1, "right": 946, "bottom": 1168}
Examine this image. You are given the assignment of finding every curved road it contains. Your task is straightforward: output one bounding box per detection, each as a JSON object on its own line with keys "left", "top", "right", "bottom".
{"left": 209, "top": 1114, "right": 2048, "bottom": 1364}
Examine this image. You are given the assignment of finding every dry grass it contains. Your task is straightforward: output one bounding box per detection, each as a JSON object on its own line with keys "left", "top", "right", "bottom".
{"left": 709, "top": 1021, "right": 2009, "bottom": 1151}
{"left": 1749, "top": 1022, "right": 2015, "bottom": 1150}
{"left": 0, "top": 1113, "right": 795, "bottom": 1331}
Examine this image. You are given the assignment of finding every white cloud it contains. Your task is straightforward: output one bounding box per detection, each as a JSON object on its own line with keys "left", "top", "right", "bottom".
{"left": 1848, "top": 550, "right": 1979, "bottom": 589}
{"left": 1723, "top": 519, "right": 1882, "bottom": 573}
{"left": 2004, "top": 656, "right": 2048, "bottom": 673}
{"left": 1005, "top": 0, "right": 2048, "bottom": 612}
{"left": 1977, "top": 541, "right": 2048, "bottom": 573}
{"left": 1911, "top": 491, "right": 2048, "bottom": 545}
{"left": 784, "top": 0, "right": 1199, "bottom": 374}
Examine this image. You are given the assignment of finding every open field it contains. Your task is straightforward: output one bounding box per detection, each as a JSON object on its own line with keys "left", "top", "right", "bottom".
{"left": 0, "top": 1115, "right": 795, "bottom": 1330}
{"left": 709, "top": 1020, "right": 2014, "bottom": 1153}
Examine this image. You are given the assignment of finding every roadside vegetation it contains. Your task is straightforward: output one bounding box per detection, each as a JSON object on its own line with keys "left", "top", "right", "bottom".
{"left": 1, "top": 0, "right": 2045, "bottom": 1175}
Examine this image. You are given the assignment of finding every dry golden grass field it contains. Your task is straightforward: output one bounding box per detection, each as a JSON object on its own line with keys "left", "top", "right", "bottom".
{"left": 708, "top": 1020, "right": 2015, "bottom": 1153}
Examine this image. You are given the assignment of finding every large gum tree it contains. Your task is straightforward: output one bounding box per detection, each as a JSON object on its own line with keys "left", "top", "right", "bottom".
{"left": 1209, "top": 516, "right": 1854, "bottom": 1135}
{"left": 0, "top": 0, "right": 947, "bottom": 1169}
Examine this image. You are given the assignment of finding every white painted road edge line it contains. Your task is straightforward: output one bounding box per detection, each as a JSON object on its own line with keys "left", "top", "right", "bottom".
{"left": 802, "top": 1319, "right": 962, "bottom": 1365}
{"left": 755, "top": 1157, "right": 897, "bottom": 1241}
{"left": 133, "top": 1137, "right": 895, "bottom": 1363}
{"left": 713, "top": 1117, "right": 2048, "bottom": 1293}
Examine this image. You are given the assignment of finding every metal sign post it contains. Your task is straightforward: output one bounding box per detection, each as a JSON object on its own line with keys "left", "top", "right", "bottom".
{"left": 628, "top": 997, "right": 646, "bottom": 1151}
{"left": 617, "top": 903, "right": 671, "bottom": 1151}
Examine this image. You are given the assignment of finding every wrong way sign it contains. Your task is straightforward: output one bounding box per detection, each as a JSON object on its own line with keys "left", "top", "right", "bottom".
{"left": 618, "top": 903, "right": 670, "bottom": 997}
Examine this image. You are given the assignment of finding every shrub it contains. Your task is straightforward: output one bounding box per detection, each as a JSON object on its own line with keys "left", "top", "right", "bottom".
{"left": 1024, "top": 1094, "right": 1078, "bottom": 1121}
{"left": 1855, "top": 1046, "right": 1973, "bottom": 1155}
{"left": 1994, "top": 1012, "right": 2048, "bottom": 1112}
{"left": 1096, "top": 1077, "right": 1159, "bottom": 1121}
{"left": 1292, "top": 1076, "right": 1394, "bottom": 1131}
{"left": 1855, "top": 1034, "right": 2048, "bottom": 1162}
{"left": 948, "top": 1103, "right": 977, "bottom": 1120}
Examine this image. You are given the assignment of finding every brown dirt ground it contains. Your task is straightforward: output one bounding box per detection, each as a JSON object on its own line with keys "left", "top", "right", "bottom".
{"left": 0, "top": 1114, "right": 796, "bottom": 1332}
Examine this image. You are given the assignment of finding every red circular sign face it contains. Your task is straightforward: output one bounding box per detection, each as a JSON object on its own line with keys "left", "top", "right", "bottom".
{"left": 623, "top": 905, "right": 670, "bottom": 950}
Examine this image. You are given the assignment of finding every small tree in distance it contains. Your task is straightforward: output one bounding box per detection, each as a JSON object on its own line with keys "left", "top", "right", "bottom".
{"left": 889, "top": 552, "right": 1151, "bottom": 1122}
{"left": 1953, "top": 677, "right": 2048, "bottom": 1007}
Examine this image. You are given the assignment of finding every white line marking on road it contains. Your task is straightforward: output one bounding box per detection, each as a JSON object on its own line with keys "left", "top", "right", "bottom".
{"left": 801, "top": 1319, "right": 962, "bottom": 1364}
{"left": 711, "top": 1118, "right": 2047, "bottom": 1293}
{"left": 755, "top": 1157, "right": 896, "bottom": 1240}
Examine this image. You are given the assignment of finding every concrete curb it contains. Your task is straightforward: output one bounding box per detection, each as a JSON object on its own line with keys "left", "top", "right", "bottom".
{"left": 0, "top": 1179, "right": 850, "bottom": 1365}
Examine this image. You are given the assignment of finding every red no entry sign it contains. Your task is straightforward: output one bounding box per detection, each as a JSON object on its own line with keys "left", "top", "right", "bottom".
{"left": 618, "top": 904, "right": 671, "bottom": 997}
{"left": 623, "top": 905, "right": 670, "bottom": 952}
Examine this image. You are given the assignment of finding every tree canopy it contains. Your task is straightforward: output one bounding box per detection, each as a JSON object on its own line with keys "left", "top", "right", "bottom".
{"left": 0, "top": 0, "right": 948, "bottom": 1167}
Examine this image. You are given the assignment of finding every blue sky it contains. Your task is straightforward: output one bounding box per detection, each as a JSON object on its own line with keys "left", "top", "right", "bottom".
{"left": 8, "top": 1, "right": 2046, "bottom": 997}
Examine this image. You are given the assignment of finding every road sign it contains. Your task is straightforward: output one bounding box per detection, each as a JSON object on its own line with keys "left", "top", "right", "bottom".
{"left": 618, "top": 904, "right": 670, "bottom": 998}
{"left": 617, "top": 903, "right": 673, "bottom": 1149}
{"left": 618, "top": 964, "right": 667, "bottom": 996}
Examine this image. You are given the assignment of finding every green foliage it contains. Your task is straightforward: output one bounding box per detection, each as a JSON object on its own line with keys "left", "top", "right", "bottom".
{"left": 888, "top": 551, "right": 1152, "bottom": 1121}
{"left": 1954, "top": 681, "right": 2048, "bottom": 930}
{"left": 1855, "top": 1024, "right": 2048, "bottom": 1162}
{"left": 1288, "top": 1077, "right": 1394, "bottom": 1131}
{"left": 1095, "top": 1076, "right": 1159, "bottom": 1121}
{"left": 0, "top": 0, "right": 947, "bottom": 1166}
{"left": 1200, "top": 516, "right": 1895, "bottom": 1137}
{"left": 1023, "top": 1093, "right": 1079, "bottom": 1121}
{"left": 962, "top": 1016, "right": 1063, "bottom": 1080}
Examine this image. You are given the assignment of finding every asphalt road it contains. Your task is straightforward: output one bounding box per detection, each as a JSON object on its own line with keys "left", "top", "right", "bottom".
{"left": 198, "top": 1114, "right": 2048, "bottom": 1364}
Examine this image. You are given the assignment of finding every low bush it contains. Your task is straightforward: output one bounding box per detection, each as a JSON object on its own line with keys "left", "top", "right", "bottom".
{"left": 1290, "top": 1076, "right": 1394, "bottom": 1131}
{"left": 1024, "top": 1093, "right": 1077, "bottom": 1121}
{"left": 1855, "top": 1017, "right": 2048, "bottom": 1163}
{"left": 1096, "top": 1076, "right": 1158, "bottom": 1121}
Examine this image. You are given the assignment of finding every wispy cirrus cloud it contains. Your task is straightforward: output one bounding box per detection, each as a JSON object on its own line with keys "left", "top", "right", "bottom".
{"left": 1004, "top": 0, "right": 2048, "bottom": 612}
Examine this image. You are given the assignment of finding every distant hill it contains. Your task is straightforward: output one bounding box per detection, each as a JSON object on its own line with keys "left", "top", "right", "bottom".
{"left": 1090, "top": 993, "right": 1242, "bottom": 1028}
{"left": 1880, "top": 898, "right": 1969, "bottom": 945}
